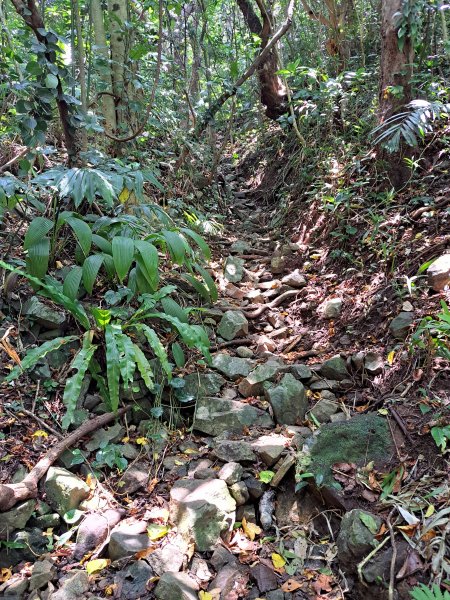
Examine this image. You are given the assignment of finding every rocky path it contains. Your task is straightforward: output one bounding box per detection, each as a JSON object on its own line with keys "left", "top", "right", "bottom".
{"left": 0, "top": 172, "right": 446, "bottom": 599}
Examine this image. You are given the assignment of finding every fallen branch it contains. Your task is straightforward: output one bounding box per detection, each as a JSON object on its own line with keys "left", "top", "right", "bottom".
{"left": 244, "top": 289, "right": 302, "bottom": 318}
{"left": 211, "top": 337, "right": 254, "bottom": 351}
{"left": 0, "top": 147, "right": 27, "bottom": 173}
{"left": 0, "top": 406, "right": 130, "bottom": 512}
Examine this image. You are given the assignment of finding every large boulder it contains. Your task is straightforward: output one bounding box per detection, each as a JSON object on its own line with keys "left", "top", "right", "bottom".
{"left": 217, "top": 311, "right": 248, "bottom": 341}
{"left": 265, "top": 373, "right": 307, "bottom": 425}
{"left": 337, "top": 509, "right": 382, "bottom": 568}
{"left": 212, "top": 354, "right": 254, "bottom": 380}
{"left": 170, "top": 479, "right": 236, "bottom": 551}
{"left": 44, "top": 467, "right": 90, "bottom": 517}
{"left": 193, "top": 396, "right": 273, "bottom": 436}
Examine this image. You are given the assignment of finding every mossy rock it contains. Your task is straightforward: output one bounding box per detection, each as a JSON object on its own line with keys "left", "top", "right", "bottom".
{"left": 300, "top": 413, "right": 391, "bottom": 486}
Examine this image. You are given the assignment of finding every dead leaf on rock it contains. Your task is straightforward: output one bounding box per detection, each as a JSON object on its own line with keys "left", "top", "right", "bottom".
{"left": 281, "top": 578, "right": 302, "bottom": 592}
{"left": 312, "top": 573, "right": 333, "bottom": 594}
{"left": 396, "top": 551, "right": 424, "bottom": 579}
{"left": 242, "top": 517, "right": 262, "bottom": 541}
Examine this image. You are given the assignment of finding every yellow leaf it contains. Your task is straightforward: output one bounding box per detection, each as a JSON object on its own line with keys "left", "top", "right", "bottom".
{"left": 147, "top": 523, "right": 170, "bottom": 541}
{"left": 121, "top": 436, "right": 130, "bottom": 443}
{"left": 271, "top": 552, "right": 286, "bottom": 569}
{"left": 183, "top": 448, "right": 199, "bottom": 455}
{"left": 55, "top": 261, "right": 63, "bottom": 269}
{"left": 387, "top": 351, "right": 395, "bottom": 365}
{"left": 105, "top": 584, "right": 117, "bottom": 596}
{"left": 242, "top": 517, "right": 262, "bottom": 541}
{"left": 378, "top": 408, "right": 388, "bottom": 415}
{"left": 425, "top": 505, "right": 435, "bottom": 517}
{"left": 136, "top": 437, "right": 149, "bottom": 445}
{"left": 86, "top": 558, "right": 110, "bottom": 575}
{"left": 119, "top": 188, "right": 131, "bottom": 204}
{"left": 0, "top": 568, "right": 12, "bottom": 582}
{"left": 86, "top": 473, "right": 96, "bottom": 489}
{"left": 32, "top": 430, "right": 48, "bottom": 438}
{"left": 199, "top": 592, "right": 213, "bottom": 600}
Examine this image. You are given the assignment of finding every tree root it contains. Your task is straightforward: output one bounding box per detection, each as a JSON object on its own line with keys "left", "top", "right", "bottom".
{"left": 244, "top": 289, "right": 303, "bottom": 318}
{"left": 0, "top": 406, "right": 130, "bottom": 512}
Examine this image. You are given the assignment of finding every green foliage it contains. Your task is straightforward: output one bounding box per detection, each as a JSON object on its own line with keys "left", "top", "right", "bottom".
{"left": 411, "top": 301, "right": 450, "bottom": 360}
{"left": 372, "top": 100, "right": 450, "bottom": 153}
{"left": 410, "top": 584, "right": 450, "bottom": 600}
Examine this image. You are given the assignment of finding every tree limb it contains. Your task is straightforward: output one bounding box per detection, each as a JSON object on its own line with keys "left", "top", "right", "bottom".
{"left": 0, "top": 406, "right": 130, "bottom": 512}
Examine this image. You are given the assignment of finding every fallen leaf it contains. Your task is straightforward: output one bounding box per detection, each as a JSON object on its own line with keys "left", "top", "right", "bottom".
{"left": 135, "top": 547, "right": 156, "bottom": 559}
{"left": 85, "top": 473, "right": 96, "bottom": 489}
{"left": 136, "top": 437, "right": 149, "bottom": 445}
{"left": 387, "top": 351, "right": 395, "bottom": 365}
{"left": 281, "top": 579, "right": 302, "bottom": 592}
{"left": 199, "top": 592, "right": 213, "bottom": 600}
{"left": 147, "top": 523, "right": 170, "bottom": 541}
{"left": 425, "top": 505, "right": 435, "bottom": 518}
{"left": 0, "top": 568, "right": 12, "bottom": 582}
{"left": 312, "top": 573, "right": 333, "bottom": 593}
{"left": 271, "top": 552, "right": 286, "bottom": 569}
{"left": 32, "top": 430, "right": 48, "bottom": 438}
{"left": 104, "top": 584, "right": 117, "bottom": 595}
{"left": 183, "top": 448, "right": 199, "bottom": 455}
{"left": 86, "top": 558, "right": 110, "bottom": 575}
{"left": 242, "top": 517, "right": 262, "bottom": 541}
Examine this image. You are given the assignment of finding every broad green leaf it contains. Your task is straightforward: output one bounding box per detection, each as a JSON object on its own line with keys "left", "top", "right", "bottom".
{"left": 82, "top": 254, "right": 104, "bottom": 294}
{"left": 150, "top": 312, "right": 211, "bottom": 362}
{"left": 147, "top": 523, "right": 170, "bottom": 541}
{"left": 105, "top": 324, "right": 121, "bottom": 412}
{"left": 161, "top": 296, "right": 188, "bottom": 323}
{"left": 66, "top": 216, "right": 92, "bottom": 257}
{"left": 26, "top": 238, "right": 50, "bottom": 279}
{"left": 132, "top": 343, "right": 154, "bottom": 391}
{"left": 161, "top": 230, "right": 188, "bottom": 265}
{"left": 5, "top": 336, "right": 77, "bottom": 382}
{"left": 92, "top": 234, "right": 112, "bottom": 255}
{"left": 181, "top": 228, "right": 211, "bottom": 260}
{"left": 134, "top": 324, "right": 172, "bottom": 380}
{"left": 63, "top": 266, "right": 83, "bottom": 300}
{"left": 181, "top": 273, "right": 211, "bottom": 302}
{"left": 116, "top": 333, "right": 137, "bottom": 390}
{"left": 134, "top": 239, "right": 159, "bottom": 290}
{"left": 91, "top": 307, "right": 111, "bottom": 329}
{"left": 24, "top": 217, "right": 53, "bottom": 250}
{"left": 45, "top": 73, "right": 59, "bottom": 89}
{"left": 359, "top": 512, "right": 379, "bottom": 534}
{"left": 62, "top": 332, "right": 97, "bottom": 429}
{"left": 259, "top": 470, "right": 275, "bottom": 483}
{"left": 194, "top": 263, "right": 218, "bottom": 301}
{"left": 112, "top": 236, "right": 135, "bottom": 283}
{"left": 171, "top": 342, "right": 185, "bottom": 368}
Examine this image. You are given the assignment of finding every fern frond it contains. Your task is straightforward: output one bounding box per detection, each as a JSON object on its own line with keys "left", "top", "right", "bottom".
{"left": 372, "top": 100, "right": 450, "bottom": 153}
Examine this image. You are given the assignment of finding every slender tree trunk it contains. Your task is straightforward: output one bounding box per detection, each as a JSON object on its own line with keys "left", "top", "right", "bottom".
{"left": 108, "top": 0, "right": 128, "bottom": 132}
{"left": 236, "top": 0, "right": 287, "bottom": 119}
{"left": 73, "top": 0, "right": 87, "bottom": 150}
{"left": 91, "top": 0, "right": 116, "bottom": 134}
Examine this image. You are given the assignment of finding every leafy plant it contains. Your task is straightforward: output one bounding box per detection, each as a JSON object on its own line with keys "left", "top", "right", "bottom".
{"left": 411, "top": 301, "right": 450, "bottom": 360}
{"left": 410, "top": 584, "right": 450, "bottom": 600}
{"left": 372, "top": 100, "right": 450, "bottom": 153}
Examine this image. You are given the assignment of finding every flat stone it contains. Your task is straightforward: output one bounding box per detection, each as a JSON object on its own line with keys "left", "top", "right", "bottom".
{"left": 183, "top": 372, "right": 226, "bottom": 399}
{"left": 364, "top": 352, "right": 384, "bottom": 375}
{"left": 74, "top": 508, "right": 124, "bottom": 561}
{"left": 427, "top": 254, "right": 450, "bottom": 291}
{"left": 319, "top": 355, "right": 348, "bottom": 380}
{"left": 238, "top": 361, "right": 286, "bottom": 397}
{"left": 194, "top": 396, "right": 273, "bottom": 436}
{"left": 252, "top": 434, "right": 287, "bottom": 466}
{"left": 147, "top": 538, "right": 186, "bottom": 575}
{"left": 209, "top": 563, "right": 249, "bottom": 597}
{"left": 290, "top": 363, "right": 313, "bottom": 380}
{"left": 337, "top": 509, "right": 382, "bottom": 568}
{"left": 225, "top": 282, "right": 246, "bottom": 300}
{"left": 108, "top": 530, "right": 150, "bottom": 561}
{"left": 50, "top": 570, "right": 89, "bottom": 600}
{"left": 265, "top": 373, "right": 307, "bottom": 425}
{"left": 29, "top": 559, "right": 56, "bottom": 591}
{"left": 44, "top": 467, "right": 90, "bottom": 517}
{"left": 23, "top": 297, "right": 66, "bottom": 330}
{"left": 155, "top": 572, "right": 199, "bottom": 600}
{"left": 212, "top": 353, "right": 254, "bottom": 380}
{"left": 169, "top": 479, "right": 235, "bottom": 551}
{"left": 389, "top": 311, "right": 414, "bottom": 340}
{"left": 0, "top": 500, "right": 35, "bottom": 540}
{"left": 270, "top": 455, "right": 295, "bottom": 487}
{"left": 229, "top": 481, "right": 249, "bottom": 506}
{"left": 214, "top": 440, "right": 256, "bottom": 463}
{"left": 118, "top": 462, "right": 149, "bottom": 494}
{"left": 114, "top": 561, "right": 154, "bottom": 600}
{"left": 310, "top": 399, "right": 339, "bottom": 423}
{"left": 236, "top": 346, "right": 254, "bottom": 358}
{"left": 281, "top": 269, "right": 307, "bottom": 288}
{"left": 320, "top": 297, "right": 343, "bottom": 319}
{"left": 218, "top": 462, "right": 244, "bottom": 485}
{"left": 217, "top": 311, "right": 249, "bottom": 341}
{"left": 230, "top": 240, "right": 252, "bottom": 254}
{"left": 270, "top": 256, "right": 286, "bottom": 274}
{"left": 224, "top": 256, "right": 245, "bottom": 283}
{"left": 194, "top": 468, "right": 217, "bottom": 480}
{"left": 0, "top": 575, "right": 29, "bottom": 597}
{"left": 309, "top": 379, "right": 340, "bottom": 391}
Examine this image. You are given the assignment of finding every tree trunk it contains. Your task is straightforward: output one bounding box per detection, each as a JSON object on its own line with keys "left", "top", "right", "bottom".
{"left": 379, "top": 0, "right": 414, "bottom": 120}
{"left": 236, "top": 0, "right": 287, "bottom": 119}
{"left": 108, "top": 0, "right": 128, "bottom": 132}
{"left": 91, "top": 0, "right": 117, "bottom": 134}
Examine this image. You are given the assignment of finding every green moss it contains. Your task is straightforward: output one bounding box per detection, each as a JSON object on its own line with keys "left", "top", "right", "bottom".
{"left": 300, "top": 413, "right": 391, "bottom": 486}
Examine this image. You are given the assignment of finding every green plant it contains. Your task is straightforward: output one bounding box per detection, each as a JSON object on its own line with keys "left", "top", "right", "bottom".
{"left": 0, "top": 261, "right": 211, "bottom": 430}
{"left": 411, "top": 301, "right": 450, "bottom": 360}
{"left": 411, "top": 584, "right": 450, "bottom": 600}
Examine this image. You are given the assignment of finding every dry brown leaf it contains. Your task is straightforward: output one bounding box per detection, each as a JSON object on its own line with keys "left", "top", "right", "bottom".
{"left": 0, "top": 339, "right": 21, "bottom": 366}
{"left": 312, "top": 573, "right": 333, "bottom": 594}
{"left": 242, "top": 517, "right": 262, "bottom": 541}
{"left": 281, "top": 579, "right": 302, "bottom": 592}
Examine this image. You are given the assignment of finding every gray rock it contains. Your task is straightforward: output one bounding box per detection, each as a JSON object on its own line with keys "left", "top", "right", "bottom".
{"left": 194, "top": 396, "right": 273, "bottom": 436}
{"left": 224, "top": 256, "right": 245, "bottom": 283}
{"left": 44, "top": 467, "right": 90, "bottom": 517}
{"left": 30, "top": 513, "right": 61, "bottom": 529}
{"left": 147, "top": 539, "right": 186, "bottom": 575}
{"left": 266, "top": 591, "right": 285, "bottom": 600}
{"left": 118, "top": 462, "right": 149, "bottom": 494}
{"left": 427, "top": 254, "right": 450, "bottom": 291}
{"left": 281, "top": 269, "right": 307, "bottom": 288}
{"left": 194, "top": 468, "right": 217, "bottom": 479}
{"left": 212, "top": 353, "right": 254, "bottom": 380}
{"left": 217, "top": 311, "right": 249, "bottom": 341}
{"left": 0, "top": 500, "right": 35, "bottom": 540}
{"left": 389, "top": 311, "right": 414, "bottom": 340}
{"left": 29, "top": 559, "right": 56, "bottom": 590}
{"left": 309, "top": 379, "right": 340, "bottom": 391}
{"left": 218, "top": 462, "right": 244, "bottom": 485}
{"left": 0, "top": 575, "right": 29, "bottom": 597}
{"left": 321, "top": 297, "right": 343, "bottom": 319}
{"left": 23, "top": 297, "right": 66, "bottom": 330}
{"left": 114, "top": 561, "right": 154, "bottom": 600}
{"left": 229, "top": 481, "right": 249, "bottom": 506}
{"left": 265, "top": 373, "right": 307, "bottom": 425}
{"left": 0, "top": 528, "right": 47, "bottom": 567}
{"left": 84, "top": 423, "right": 124, "bottom": 452}
{"left": 49, "top": 570, "right": 89, "bottom": 600}
{"left": 238, "top": 361, "right": 286, "bottom": 397}
{"left": 183, "top": 372, "right": 226, "bottom": 399}
{"left": 319, "top": 355, "right": 348, "bottom": 380}
{"left": 244, "top": 477, "right": 266, "bottom": 500}
{"left": 290, "top": 363, "right": 313, "bottom": 380}
{"left": 154, "top": 572, "right": 199, "bottom": 600}
{"left": 270, "top": 256, "right": 286, "bottom": 274}
{"left": 230, "top": 240, "right": 251, "bottom": 254}
{"left": 337, "top": 509, "right": 382, "bottom": 568}
{"left": 74, "top": 508, "right": 124, "bottom": 561}
{"left": 252, "top": 434, "right": 287, "bottom": 466}
{"left": 236, "top": 346, "right": 254, "bottom": 358}
{"left": 209, "top": 563, "right": 249, "bottom": 597}
{"left": 11, "top": 464, "right": 28, "bottom": 483}
{"left": 214, "top": 440, "right": 256, "bottom": 463}
{"left": 108, "top": 530, "right": 150, "bottom": 561}
{"left": 364, "top": 352, "right": 384, "bottom": 375}
{"left": 210, "top": 546, "right": 238, "bottom": 570}
{"left": 310, "top": 399, "right": 339, "bottom": 423}
{"left": 169, "top": 479, "right": 236, "bottom": 551}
